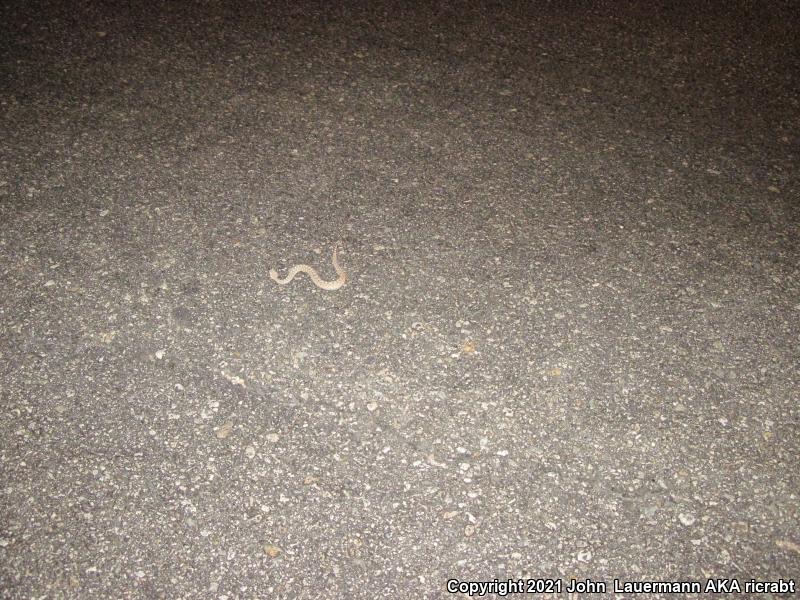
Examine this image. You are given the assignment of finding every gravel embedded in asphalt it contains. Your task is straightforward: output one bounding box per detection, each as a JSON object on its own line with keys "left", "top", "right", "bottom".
{"left": 1, "top": 1, "right": 798, "bottom": 598}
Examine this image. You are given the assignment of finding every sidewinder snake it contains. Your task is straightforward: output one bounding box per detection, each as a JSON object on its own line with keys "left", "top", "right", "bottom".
{"left": 269, "top": 243, "right": 347, "bottom": 290}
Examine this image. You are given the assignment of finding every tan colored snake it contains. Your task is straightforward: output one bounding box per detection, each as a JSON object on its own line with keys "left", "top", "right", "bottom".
{"left": 269, "top": 243, "right": 347, "bottom": 290}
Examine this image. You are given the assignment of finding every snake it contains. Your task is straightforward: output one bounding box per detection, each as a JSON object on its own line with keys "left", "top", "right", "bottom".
{"left": 269, "top": 243, "right": 347, "bottom": 290}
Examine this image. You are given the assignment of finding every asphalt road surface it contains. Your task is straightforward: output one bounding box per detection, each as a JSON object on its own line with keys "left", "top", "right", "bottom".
{"left": 1, "top": 1, "right": 798, "bottom": 598}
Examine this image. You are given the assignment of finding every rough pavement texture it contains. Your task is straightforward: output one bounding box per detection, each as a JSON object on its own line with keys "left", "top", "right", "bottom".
{"left": 1, "top": 1, "right": 798, "bottom": 598}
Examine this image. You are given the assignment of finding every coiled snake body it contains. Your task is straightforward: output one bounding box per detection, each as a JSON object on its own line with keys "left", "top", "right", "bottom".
{"left": 269, "top": 243, "right": 347, "bottom": 290}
